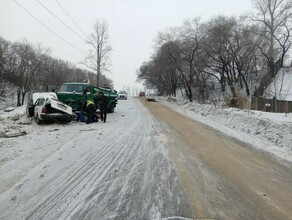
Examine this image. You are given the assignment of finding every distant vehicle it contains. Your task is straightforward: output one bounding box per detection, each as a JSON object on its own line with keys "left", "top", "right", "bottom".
{"left": 146, "top": 93, "right": 157, "bottom": 101}
{"left": 27, "top": 93, "right": 73, "bottom": 124}
{"left": 118, "top": 90, "right": 128, "bottom": 100}
{"left": 139, "top": 91, "right": 145, "bottom": 97}
{"left": 56, "top": 82, "right": 118, "bottom": 113}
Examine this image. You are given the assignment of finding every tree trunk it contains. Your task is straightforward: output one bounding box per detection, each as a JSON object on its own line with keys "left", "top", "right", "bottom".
{"left": 17, "top": 88, "right": 21, "bottom": 107}
{"left": 21, "top": 91, "right": 26, "bottom": 105}
{"left": 255, "top": 59, "right": 282, "bottom": 97}
{"left": 230, "top": 85, "right": 237, "bottom": 98}
{"left": 186, "top": 83, "right": 193, "bottom": 102}
{"left": 97, "top": 58, "right": 100, "bottom": 87}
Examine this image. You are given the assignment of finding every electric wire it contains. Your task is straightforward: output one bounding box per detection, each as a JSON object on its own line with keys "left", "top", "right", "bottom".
{"left": 12, "top": 0, "right": 86, "bottom": 54}
{"left": 35, "top": 0, "right": 86, "bottom": 42}
{"left": 55, "top": 0, "right": 87, "bottom": 38}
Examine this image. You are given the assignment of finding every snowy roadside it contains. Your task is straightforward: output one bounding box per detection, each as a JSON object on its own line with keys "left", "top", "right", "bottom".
{"left": 0, "top": 106, "right": 31, "bottom": 136}
{"left": 159, "top": 97, "right": 292, "bottom": 164}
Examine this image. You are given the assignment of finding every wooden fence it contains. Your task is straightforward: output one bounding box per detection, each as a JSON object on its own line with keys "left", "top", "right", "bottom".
{"left": 251, "top": 96, "right": 292, "bottom": 113}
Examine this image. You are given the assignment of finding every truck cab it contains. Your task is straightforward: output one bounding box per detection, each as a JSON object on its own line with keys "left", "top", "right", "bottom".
{"left": 57, "top": 82, "right": 118, "bottom": 113}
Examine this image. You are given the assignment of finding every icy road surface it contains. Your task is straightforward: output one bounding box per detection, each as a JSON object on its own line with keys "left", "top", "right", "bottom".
{"left": 0, "top": 97, "right": 292, "bottom": 220}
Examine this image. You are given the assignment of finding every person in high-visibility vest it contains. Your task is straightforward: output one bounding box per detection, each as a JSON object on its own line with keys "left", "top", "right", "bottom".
{"left": 83, "top": 87, "right": 96, "bottom": 124}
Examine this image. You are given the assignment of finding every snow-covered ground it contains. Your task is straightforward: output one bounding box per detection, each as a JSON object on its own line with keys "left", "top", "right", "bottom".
{"left": 1, "top": 95, "right": 291, "bottom": 184}
{"left": 0, "top": 96, "right": 292, "bottom": 219}
{"left": 0, "top": 97, "right": 193, "bottom": 219}
{"left": 160, "top": 97, "right": 292, "bottom": 164}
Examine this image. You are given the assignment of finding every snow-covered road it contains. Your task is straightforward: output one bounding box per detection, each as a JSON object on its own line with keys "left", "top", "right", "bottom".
{"left": 0, "top": 98, "right": 192, "bottom": 219}
{"left": 0, "top": 97, "right": 291, "bottom": 220}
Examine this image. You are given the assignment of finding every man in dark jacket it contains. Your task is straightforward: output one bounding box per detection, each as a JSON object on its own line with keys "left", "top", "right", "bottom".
{"left": 97, "top": 92, "right": 108, "bottom": 123}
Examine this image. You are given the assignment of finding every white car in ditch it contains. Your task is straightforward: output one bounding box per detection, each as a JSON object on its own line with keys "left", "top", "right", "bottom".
{"left": 27, "top": 93, "right": 73, "bottom": 124}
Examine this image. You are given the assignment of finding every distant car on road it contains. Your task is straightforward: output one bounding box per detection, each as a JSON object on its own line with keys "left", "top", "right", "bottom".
{"left": 146, "top": 93, "right": 157, "bottom": 102}
{"left": 139, "top": 91, "right": 145, "bottom": 97}
{"left": 118, "top": 90, "right": 128, "bottom": 100}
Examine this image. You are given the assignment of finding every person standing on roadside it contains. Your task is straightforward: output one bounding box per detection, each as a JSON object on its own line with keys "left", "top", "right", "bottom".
{"left": 97, "top": 92, "right": 108, "bottom": 123}
{"left": 83, "top": 87, "right": 96, "bottom": 124}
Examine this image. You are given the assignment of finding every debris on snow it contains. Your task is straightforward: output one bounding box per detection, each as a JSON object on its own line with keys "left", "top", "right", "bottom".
{"left": 4, "top": 107, "right": 15, "bottom": 112}
{"left": 0, "top": 131, "right": 27, "bottom": 138}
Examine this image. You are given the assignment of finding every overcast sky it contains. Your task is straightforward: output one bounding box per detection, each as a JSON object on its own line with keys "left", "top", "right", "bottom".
{"left": 0, "top": 0, "right": 253, "bottom": 91}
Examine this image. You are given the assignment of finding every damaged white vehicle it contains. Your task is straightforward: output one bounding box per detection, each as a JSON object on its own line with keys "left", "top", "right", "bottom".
{"left": 27, "top": 93, "right": 73, "bottom": 124}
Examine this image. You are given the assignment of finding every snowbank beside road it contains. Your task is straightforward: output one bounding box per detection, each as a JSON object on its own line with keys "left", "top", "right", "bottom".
{"left": 160, "top": 97, "right": 292, "bottom": 164}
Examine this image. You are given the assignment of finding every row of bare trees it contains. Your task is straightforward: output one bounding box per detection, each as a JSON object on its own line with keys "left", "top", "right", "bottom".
{"left": 0, "top": 37, "right": 113, "bottom": 106}
{"left": 137, "top": 0, "right": 292, "bottom": 104}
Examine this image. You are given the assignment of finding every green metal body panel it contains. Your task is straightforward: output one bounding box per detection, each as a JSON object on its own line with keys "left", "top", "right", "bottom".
{"left": 57, "top": 82, "right": 118, "bottom": 113}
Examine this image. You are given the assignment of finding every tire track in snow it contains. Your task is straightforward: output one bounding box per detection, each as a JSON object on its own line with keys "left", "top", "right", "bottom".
{"left": 28, "top": 129, "right": 144, "bottom": 219}
{"left": 13, "top": 99, "right": 153, "bottom": 220}
{"left": 1, "top": 98, "right": 194, "bottom": 220}
{"left": 71, "top": 101, "right": 193, "bottom": 220}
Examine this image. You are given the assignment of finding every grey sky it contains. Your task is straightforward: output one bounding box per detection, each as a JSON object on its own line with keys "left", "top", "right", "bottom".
{"left": 0, "top": 0, "right": 253, "bottom": 90}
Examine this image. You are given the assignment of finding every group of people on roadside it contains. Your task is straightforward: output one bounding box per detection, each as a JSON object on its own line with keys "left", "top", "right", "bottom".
{"left": 82, "top": 87, "right": 108, "bottom": 124}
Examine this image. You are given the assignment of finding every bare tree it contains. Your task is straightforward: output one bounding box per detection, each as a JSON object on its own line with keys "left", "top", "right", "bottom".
{"left": 275, "top": 21, "right": 292, "bottom": 67}
{"left": 38, "top": 57, "right": 74, "bottom": 91}
{"left": 251, "top": 0, "right": 292, "bottom": 96}
{"left": 4, "top": 40, "right": 49, "bottom": 105}
{"left": 136, "top": 4, "right": 292, "bottom": 105}
{"left": 202, "top": 15, "right": 261, "bottom": 103}
{"left": 177, "top": 18, "right": 208, "bottom": 102}
{"left": 0, "top": 37, "right": 10, "bottom": 99}
{"left": 137, "top": 46, "right": 179, "bottom": 97}
{"left": 204, "top": 16, "right": 239, "bottom": 98}
{"left": 0, "top": 35, "right": 115, "bottom": 100}
{"left": 85, "top": 19, "right": 112, "bottom": 87}
{"left": 151, "top": 19, "right": 208, "bottom": 101}
{"left": 151, "top": 28, "right": 184, "bottom": 95}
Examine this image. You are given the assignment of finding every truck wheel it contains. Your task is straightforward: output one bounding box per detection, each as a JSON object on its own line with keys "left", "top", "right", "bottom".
{"left": 108, "top": 104, "right": 115, "bottom": 113}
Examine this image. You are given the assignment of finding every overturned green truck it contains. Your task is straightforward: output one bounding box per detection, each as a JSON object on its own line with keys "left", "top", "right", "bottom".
{"left": 57, "top": 82, "right": 118, "bottom": 113}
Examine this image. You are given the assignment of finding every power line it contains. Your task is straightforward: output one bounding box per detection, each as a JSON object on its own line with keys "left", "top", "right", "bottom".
{"left": 55, "top": 0, "right": 87, "bottom": 38}
{"left": 35, "top": 0, "right": 86, "bottom": 42}
{"left": 12, "top": 0, "right": 86, "bottom": 54}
